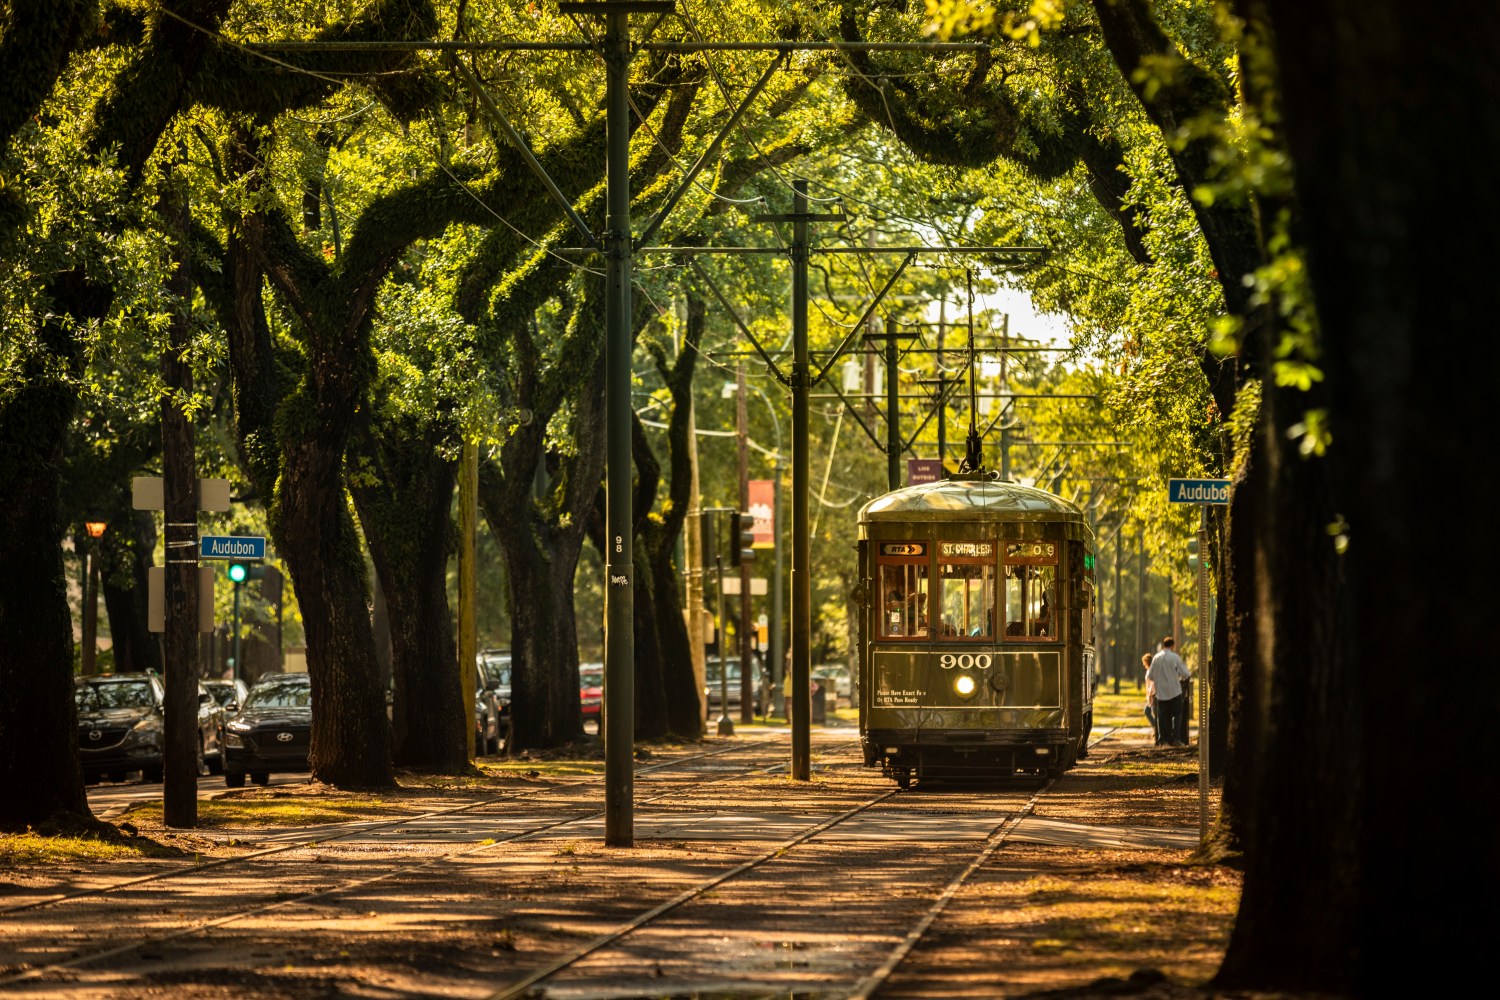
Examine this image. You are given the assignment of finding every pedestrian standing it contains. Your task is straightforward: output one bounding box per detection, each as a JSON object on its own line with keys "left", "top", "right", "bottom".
{"left": 1141, "top": 652, "right": 1159, "bottom": 743}
{"left": 1147, "top": 637, "right": 1191, "bottom": 746}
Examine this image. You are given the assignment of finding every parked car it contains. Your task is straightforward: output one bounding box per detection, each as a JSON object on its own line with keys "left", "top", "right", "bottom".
{"left": 811, "top": 664, "right": 853, "bottom": 707}
{"left": 704, "top": 656, "right": 767, "bottom": 717}
{"left": 203, "top": 678, "right": 250, "bottom": 713}
{"left": 474, "top": 661, "right": 503, "bottom": 755}
{"left": 75, "top": 673, "right": 225, "bottom": 783}
{"left": 222, "top": 672, "right": 312, "bottom": 787}
{"left": 479, "top": 649, "right": 512, "bottom": 730}
{"left": 579, "top": 662, "right": 603, "bottom": 723}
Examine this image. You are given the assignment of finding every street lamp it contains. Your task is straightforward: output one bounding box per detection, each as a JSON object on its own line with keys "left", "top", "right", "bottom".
{"left": 81, "top": 518, "right": 107, "bottom": 676}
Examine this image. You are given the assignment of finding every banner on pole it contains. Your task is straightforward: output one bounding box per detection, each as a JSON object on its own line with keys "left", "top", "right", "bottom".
{"left": 748, "top": 479, "right": 774, "bottom": 548}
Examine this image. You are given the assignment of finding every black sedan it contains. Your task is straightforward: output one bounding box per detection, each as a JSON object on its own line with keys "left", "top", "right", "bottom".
{"left": 75, "top": 673, "right": 226, "bottom": 783}
{"left": 222, "top": 673, "right": 312, "bottom": 787}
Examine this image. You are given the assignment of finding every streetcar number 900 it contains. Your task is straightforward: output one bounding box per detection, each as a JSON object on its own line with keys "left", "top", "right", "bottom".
{"left": 938, "top": 653, "right": 992, "bottom": 670}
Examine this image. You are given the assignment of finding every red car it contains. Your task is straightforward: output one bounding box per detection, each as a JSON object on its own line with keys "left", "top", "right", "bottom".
{"left": 580, "top": 663, "right": 603, "bottom": 721}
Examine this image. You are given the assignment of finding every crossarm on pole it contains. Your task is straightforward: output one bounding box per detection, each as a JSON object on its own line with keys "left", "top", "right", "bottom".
{"left": 810, "top": 253, "right": 915, "bottom": 387}
{"left": 688, "top": 257, "right": 792, "bottom": 386}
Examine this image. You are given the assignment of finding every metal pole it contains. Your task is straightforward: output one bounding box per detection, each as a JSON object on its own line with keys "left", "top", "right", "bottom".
{"left": 1113, "top": 524, "right": 1122, "bottom": 694}
{"left": 770, "top": 457, "right": 784, "bottom": 714}
{"left": 716, "top": 553, "right": 732, "bottom": 736}
{"left": 231, "top": 582, "right": 241, "bottom": 685}
{"left": 737, "top": 364, "right": 754, "bottom": 724}
{"left": 602, "top": 7, "right": 635, "bottom": 846}
{"left": 886, "top": 318, "right": 900, "bottom": 491}
{"left": 1197, "top": 503, "right": 1211, "bottom": 842}
{"left": 81, "top": 545, "right": 99, "bottom": 676}
{"left": 790, "top": 178, "right": 811, "bottom": 780}
{"left": 999, "top": 314, "right": 1011, "bottom": 481}
{"left": 1135, "top": 533, "right": 1144, "bottom": 690}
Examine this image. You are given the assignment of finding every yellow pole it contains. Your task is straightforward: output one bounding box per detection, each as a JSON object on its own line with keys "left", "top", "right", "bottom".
{"left": 459, "top": 440, "right": 478, "bottom": 758}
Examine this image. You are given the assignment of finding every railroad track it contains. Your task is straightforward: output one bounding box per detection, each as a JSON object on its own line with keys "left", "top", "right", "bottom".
{"left": 0, "top": 727, "right": 1131, "bottom": 996}
{"left": 0, "top": 735, "right": 829, "bottom": 989}
{"left": 478, "top": 724, "right": 1126, "bottom": 999}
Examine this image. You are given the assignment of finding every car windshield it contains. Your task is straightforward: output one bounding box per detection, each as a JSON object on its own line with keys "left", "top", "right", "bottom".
{"left": 76, "top": 681, "right": 155, "bottom": 710}
{"left": 204, "top": 684, "right": 238, "bottom": 707}
{"left": 244, "top": 678, "right": 311, "bottom": 708}
{"left": 580, "top": 669, "right": 603, "bottom": 687}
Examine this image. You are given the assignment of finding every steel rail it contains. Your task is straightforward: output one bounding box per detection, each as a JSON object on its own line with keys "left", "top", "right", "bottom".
{"left": 0, "top": 738, "right": 781, "bottom": 918}
{"left": 481, "top": 783, "right": 902, "bottom": 1000}
{"left": 0, "top": 737, "right": 812, "bottom": 988}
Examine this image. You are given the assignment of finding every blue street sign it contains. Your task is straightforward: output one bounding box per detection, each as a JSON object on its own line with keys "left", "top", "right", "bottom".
{"left": 200, "top": 535, "right": 266, "bottom": 560}
{"left": 1168, "top": 479, "right": 1231, "bottom": 504}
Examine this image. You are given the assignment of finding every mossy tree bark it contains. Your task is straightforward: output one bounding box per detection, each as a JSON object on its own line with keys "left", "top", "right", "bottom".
{"left": 1217, "top": 1, "right": 1497, "bottom": 992}
{"left": 350, "top": 418, "right": 465, "bottom": 772}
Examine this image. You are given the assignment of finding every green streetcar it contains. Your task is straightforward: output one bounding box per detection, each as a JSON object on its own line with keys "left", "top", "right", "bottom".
{"left": 855, "top": 474, "right": 1098, "bottom": 788}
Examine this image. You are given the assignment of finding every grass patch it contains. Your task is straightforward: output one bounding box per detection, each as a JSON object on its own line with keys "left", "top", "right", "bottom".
{"left": 129, "top": 797, "right": 405, "bottom": 828}
{"left": 0, "top": 831, "right": 171, "bottom": 866}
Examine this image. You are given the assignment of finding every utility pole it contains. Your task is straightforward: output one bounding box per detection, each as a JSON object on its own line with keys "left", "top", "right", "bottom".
{"left": 161, "top": 172, "right": 199, "bottom": 828}
{"left": 789, "top": 179, "right": 813, "bottom": 779}
{"left": 1135, "top": 534, "right": 1145, "bottom": 688}
{"left": 599, "top": 2, "right": 639, "bottom": 847}
{"left": 736, "top": 362, "right": 753, "bottom": 724}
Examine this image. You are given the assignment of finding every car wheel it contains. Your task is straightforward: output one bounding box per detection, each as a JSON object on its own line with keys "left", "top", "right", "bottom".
{"left": 83, "top": 771, "right": 102, "bottom": 786}
{"left": 486, "top": 730, "right": 500, "bottom": 755}
{"left": 224, "top": 770, "right": 245, "bottom": 788}
{"left": 142, "top": 765, "right": 164, "bottom": 784}
{"left": 207, "top": 748, "right": 224, "bottom": 776}
{"left": 107, "top": 770, "right": 127, "bottom": 783}
{"left": 251, "top": 772, "right": 270, "bottom": 786}
{"left": 195, "top": 738, "right": 207, "bottom": 777}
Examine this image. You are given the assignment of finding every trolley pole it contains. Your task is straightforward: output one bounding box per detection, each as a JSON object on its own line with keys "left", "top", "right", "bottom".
{"left": 602, "top": 5, "right": 635, "bottom": 847}
{"left": 790, "top": 179, "right": 811, "bottom": 780}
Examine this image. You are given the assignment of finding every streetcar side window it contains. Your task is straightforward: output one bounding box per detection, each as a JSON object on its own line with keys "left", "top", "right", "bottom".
{"left": 1004, "top": 541, "right": 1059, "bottom": 640}
{"left": 936, "top": 541, "right": 996, "bottom": 640}
{"left": 878, "top": 554, "right": 929, "bottom": 639}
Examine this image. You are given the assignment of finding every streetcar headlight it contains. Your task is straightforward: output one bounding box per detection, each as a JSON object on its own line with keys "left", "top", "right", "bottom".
{"left": 954, "top": 674, "right": 977, "bottom": 697}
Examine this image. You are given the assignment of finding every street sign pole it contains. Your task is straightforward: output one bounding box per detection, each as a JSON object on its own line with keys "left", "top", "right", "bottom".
{"left": 1167, "top": 477, "right": 1228, "bottom": 844}
{"left": 789, "top": 179, "right": 811, "bottom": 780}
{"left": 1196, "top": 503, "right": 1211, "bottom": 841}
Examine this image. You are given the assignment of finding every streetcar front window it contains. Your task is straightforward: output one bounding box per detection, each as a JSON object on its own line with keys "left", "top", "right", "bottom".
{"left": 936, "top": 541, "right": 996, "bottom": 639}
{"left": 1004, "top": 541, "right": 1059, "bottom": 640}
{"left": 878, "top": 561, "right": 929, "bottom": 639}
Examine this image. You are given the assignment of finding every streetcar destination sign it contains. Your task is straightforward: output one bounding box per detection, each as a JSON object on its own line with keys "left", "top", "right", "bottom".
{"left": 200, "top": 535, "right": 266, "bottom": 560}
{"left": 1168, "top": 478, "right": 1231, "bottom": 504}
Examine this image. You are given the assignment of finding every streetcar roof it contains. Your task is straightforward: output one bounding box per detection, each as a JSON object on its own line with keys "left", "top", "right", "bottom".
{"left": 859, "top": 476, "right": 1085, "bottom": 523}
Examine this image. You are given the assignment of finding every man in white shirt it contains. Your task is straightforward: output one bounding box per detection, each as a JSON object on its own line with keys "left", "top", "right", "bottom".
{"left": 1147, "top": 637, "right": 1192, "bottom": 746}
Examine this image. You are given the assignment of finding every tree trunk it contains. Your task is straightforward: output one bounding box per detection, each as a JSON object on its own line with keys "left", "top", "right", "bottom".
{"left": 0, "top": 272, "right": 108, "bottom": 826}
{"left": 351, "top": 422, "right": 466, "bottom": 772}
{"left": 1222, "top": 1, "right": 1500, "bottom": 992}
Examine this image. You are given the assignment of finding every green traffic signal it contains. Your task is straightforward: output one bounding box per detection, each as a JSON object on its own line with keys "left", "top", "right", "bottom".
{"left": 228, "top": 562, "right": 248, "bottom": 583}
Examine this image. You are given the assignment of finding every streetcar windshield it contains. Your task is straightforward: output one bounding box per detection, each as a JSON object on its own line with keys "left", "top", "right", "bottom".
{"left": 1004, "top": 541, "right": 1058, "bottom": 639}
{"left": 936, "top": 541, "right": 996, "bottom": 639}
{"left": 878, "top": 559, "right": 929, "bottom": 639}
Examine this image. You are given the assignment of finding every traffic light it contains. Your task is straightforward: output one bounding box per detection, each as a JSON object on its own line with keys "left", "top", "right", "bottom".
{"left": 227, "top": 562, "right": 265, "bottom": 584}
{"left": 729, "top": 511, "right": 756, "bottom": 567}
{"left": 1187, "top": 537, "right": 1200, "bottom": 569}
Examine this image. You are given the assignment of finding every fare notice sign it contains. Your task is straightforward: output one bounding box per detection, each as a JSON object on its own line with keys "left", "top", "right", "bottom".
{"left": 1168, "top": 478, "right": 1230, "bottom": 504}
{"left": 200, "top": 535, "right": 266, "bottom": 560}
